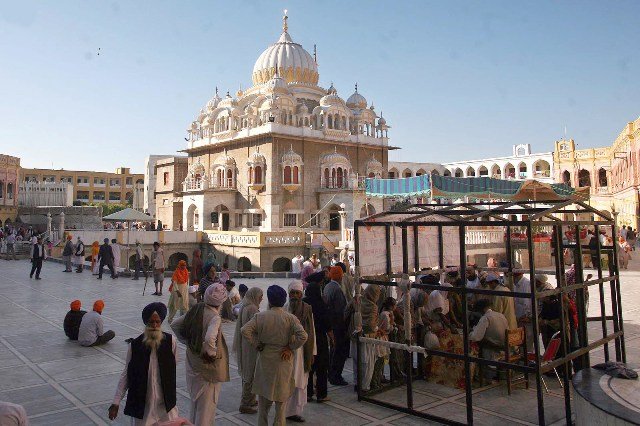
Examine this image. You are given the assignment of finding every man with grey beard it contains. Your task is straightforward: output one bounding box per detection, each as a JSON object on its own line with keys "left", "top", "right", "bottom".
{"left": 109, "top": 302, "right": 180, "bottom": 425}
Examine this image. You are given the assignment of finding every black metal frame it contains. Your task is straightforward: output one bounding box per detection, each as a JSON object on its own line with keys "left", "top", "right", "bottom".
{"left": 353, "top": 200, "right": 626, "bottom": 425}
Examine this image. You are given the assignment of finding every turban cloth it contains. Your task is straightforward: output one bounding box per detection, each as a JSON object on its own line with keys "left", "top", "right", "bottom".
{"left": 142, "top": 302, "right": 167, "bottom": 324}
{"left": 267, "top": 285, "right": 287, "bottom": 307}
{"left": 203, "top": 263, "right": 215, "bottom": 276}
{"left": 93, "top": 300, "right": 105, "bottom": 313}
{"left": 70, "top": 300, "right": 81, "bottom": 311}
{"left": 238, "top": 284, "right": 248, "bottom": 293}
{"left": 485, "top": 272, "right": 500, "bottom": 283}
{"left": 204, "top": 283, "right": 227, "bottom": 307}
{"left": 329, "top": 266, "right": 344, "bottom": 282}
{"left": 172, "top": 260, "right": 189, "bottom": 284}
{"left": 188, "top": 285, "right": 198, "bottom": 294}
{"left": 335, "top": 262, "right": 347, "bottom": 273}
{"left": 104, "top": 238, "right": 109, "bottom": 243}
{"left": 288, "top": 280, "right": 304, "bottom": 293}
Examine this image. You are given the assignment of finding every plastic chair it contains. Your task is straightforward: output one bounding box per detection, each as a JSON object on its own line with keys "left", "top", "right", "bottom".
{"left": 528, "top": 331, "right": 563, "bottom": 393}
{"left": 503, "top": 327, "right": 528, "bottom": 394}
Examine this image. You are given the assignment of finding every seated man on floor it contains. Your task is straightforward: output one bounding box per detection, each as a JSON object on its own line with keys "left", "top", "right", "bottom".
{"left": 78, "top": 300, "right": 115, "bottom": 346}
{"left": 63, "top": 299, "right": 87, "bottom": 341}
{"left": 469, "top": 298, "right": 509, "bottom": 380}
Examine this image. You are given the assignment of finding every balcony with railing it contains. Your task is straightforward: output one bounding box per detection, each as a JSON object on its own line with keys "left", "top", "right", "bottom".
{"left": 182, "top": 177, "right": 237, "bottom": 192}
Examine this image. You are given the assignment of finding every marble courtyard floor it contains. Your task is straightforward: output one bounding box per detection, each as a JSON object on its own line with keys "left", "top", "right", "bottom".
{"left": 0, "top": 259, "right": 638, "bottom": 425}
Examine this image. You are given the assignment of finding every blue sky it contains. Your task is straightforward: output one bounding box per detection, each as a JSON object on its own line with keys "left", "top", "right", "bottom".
{"left": 1, "top": 1, "right": 638, "bottom": 173}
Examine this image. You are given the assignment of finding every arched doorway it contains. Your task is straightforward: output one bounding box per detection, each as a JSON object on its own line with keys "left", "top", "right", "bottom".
{"left": 466, "top": 166, "right": 475, "bottom": 177}
{"left": 562, "top": 170, "right": 571, "bottom": 186}
{"left": 211, "top": 205, "right": 230, "bottom": 231}
{"left": 478, "top": 165, "right": 489, "bottom": 176}
{"left": 168, "top": 252, "right": 188, "bottom": 270}
{"left": 186, "top": 204, "right": 199, "bottom": 231}
{"left": 454, "top": 168, "right": 463, "bottom": 178}
{"left": 533, "top": 160, "right": 551, "bottom": 178}
{"left": 272, "top": 257, "right": 292, "bottom": 272}
{"left": 237, "top": 257, "right": 252, "bottom": 272}
{"left": 504, "top": 163, "right": 515, "bottom": 179}
{"left": 328, "top": 204, "right": 341, "bottom": 231}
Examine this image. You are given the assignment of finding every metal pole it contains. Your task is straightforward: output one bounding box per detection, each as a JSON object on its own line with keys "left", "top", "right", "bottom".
{"left": 437, "top": 225, "right": 444, "bottom": 270}
{"left": 401, "top": 226, "right": 408, "bottom": 274}
{"left": 574, "top": 224, "right": 589, "bottom": 369}
{"left": 553, "top": 224, "right": 572, "bottom": 423}
{"left": 413, "top": 225, "right": 419, "bottom": 271}
{"left": 610, "top": 214, "right": 626, "bottom": 362}
{"left": 458, "top": 225, "right": 473, "bottom": 425}
{"left": 385, "top": 225, "right": 392, "bottom": 275}
{"left": 526, "top": 222, "right": 545, "bottom": 426}
{"left": 594, "top": 224, "right": 609, "bottom": 361}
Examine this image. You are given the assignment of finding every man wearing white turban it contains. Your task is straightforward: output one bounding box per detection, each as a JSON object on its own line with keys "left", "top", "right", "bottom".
{"left": 171, "top": 283, "right": 230, "bottom": 425}
{"left": 284, "top": 281, "right": 316, "bottom": 422}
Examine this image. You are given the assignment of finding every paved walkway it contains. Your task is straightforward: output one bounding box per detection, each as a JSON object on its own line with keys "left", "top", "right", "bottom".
{"left": 0, "top": 258, "right": 638, "bottom": 425}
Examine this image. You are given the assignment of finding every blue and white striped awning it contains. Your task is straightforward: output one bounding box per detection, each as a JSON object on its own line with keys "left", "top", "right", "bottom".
{"left": 365, "top": 175, "right": 431, "bottom": 198}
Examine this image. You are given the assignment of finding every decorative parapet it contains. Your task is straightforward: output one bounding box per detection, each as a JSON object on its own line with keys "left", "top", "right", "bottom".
{"left": 204, "top": 230, "right": 305, "bottom": 247}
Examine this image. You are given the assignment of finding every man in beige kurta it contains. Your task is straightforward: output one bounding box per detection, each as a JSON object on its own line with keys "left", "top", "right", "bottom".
{"left": 171, "top": 283, "right": 230, "bottom": 426}
{"left": 233, "top": 287, "right": 263, "bottom": 414}
{"left": 241, "top": 285, "right": 308, "bottom": 426}
{"left": 485, "top": 272, "right": 517, "bottom": 330}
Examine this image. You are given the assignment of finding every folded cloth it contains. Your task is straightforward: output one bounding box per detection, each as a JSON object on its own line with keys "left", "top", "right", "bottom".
{"left": 592, "top": 361, "right": 638, "bottom": 379}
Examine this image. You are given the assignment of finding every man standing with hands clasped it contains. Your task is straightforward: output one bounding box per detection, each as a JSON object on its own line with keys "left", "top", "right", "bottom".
{"left": 241, "top": 285, "right": 308, "bottom": 426}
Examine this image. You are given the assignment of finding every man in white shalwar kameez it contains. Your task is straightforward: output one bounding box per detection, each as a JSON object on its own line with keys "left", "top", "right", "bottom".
{"left": 109, "top": 302, "right": 179, "bottom": 425}
{"left": 284, "top": 281, "right": 316, "bottom": 422}
{"left": 241, "top": 285, "right": 308, "bottom": 426}
{"left": 172, "top": 283, "right": 230, "bottom": 426}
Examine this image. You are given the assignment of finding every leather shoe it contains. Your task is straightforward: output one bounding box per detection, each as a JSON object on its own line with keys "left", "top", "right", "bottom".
{"left": 239, "top": 406, "right": 257, "bottom": 414}
{"left": 286, "top": 415, "right": 305, "bottom": 422}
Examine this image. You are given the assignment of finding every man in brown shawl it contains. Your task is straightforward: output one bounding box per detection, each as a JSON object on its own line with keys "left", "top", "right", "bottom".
{"left": 233, "top": 287, "right": 263, "bottom": 414}
{"left": 285, "top": 280, "right": 316, "bottom": 422}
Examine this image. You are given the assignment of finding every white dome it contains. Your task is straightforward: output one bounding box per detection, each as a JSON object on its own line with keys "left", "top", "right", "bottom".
{"left": 366, "top": 156, "right": 383, "bottom": 172}
{"left": 249, "top": 149, "right": 266, "bottom": 164}
{"left": 346, "top": 84, "right": 367, "bottom": 109}
{"left": 252, "top": 16, "right": 318, "bottom": 86}
{"left": 320, "top": 148, "right": 350, "bottom": 166}
{"left": 214, "top": 150, "right": 236, "bottom": 167}
{"left": 282, "top": 146, "right": 303, "bottom": 165}
{"left": 206, "top": 89, "right": 222, "bottom": 110}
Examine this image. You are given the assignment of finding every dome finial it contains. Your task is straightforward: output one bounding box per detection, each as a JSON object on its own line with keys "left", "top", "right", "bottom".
{"left": 355, "top": 82, "right": 358, "bottom": 93}
{"left": 215, "top": 86, "right": 218, "bottom": 96}
{"left": 283, "top": 9, "right": 288, "bottom": 33}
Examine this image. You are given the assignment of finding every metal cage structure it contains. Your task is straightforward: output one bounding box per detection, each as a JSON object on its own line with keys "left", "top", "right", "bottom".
{"left": 353, "top": 200, "right": 626, "bottom": 425}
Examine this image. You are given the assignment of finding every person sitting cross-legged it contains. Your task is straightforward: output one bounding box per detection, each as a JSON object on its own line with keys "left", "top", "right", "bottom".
{"left": 78, "top": 300, "right": 115, "bottom": 346}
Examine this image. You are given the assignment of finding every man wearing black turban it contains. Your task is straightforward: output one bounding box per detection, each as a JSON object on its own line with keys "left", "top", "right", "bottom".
{"left": 109, "top": 302, "right": 180, "bottom": 423}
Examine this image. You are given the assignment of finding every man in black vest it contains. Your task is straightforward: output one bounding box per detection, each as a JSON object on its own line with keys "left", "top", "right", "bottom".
{"left": 109, "top": 302, "right": 179, "bottom": 423}
{"left": 97, "top": 238, "right": 116, "bottom": 280}
{"left": 74, "top": 236, "right": 85, "bottom": 273}
{"left": 30, "top": 236, "right": 46, "bottom": 280}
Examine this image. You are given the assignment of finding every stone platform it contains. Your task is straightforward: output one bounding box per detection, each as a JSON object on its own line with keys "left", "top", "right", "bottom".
{"left": 0, "top": 258, "right": 639, "bottom": 425}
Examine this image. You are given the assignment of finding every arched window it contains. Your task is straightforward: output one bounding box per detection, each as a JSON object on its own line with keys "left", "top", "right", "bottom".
{"left": 248, "top": 167, "right": 253, "bottom": 184}
{"left": 0, "top": 181, "right": 4, "bottom": 199}
{"left": 255, "top": 166, "right": 263, "bottom": 184}
{"left": 324, "top": 168, "right": 330, "bottom": 188}
{"left": 293, "top": 166, "right": 299, "bottom": 184}
{"left": 336, "top": 167, "right": 343, "bottom": 188}
{"left": 6, "top": 183, "right": 13, "bottom": 199}
{"left": 598, "top": 168, "right": 608, "bottom": 187}
{"left": 578, "top": 169, "right": 591, "bottom": 187}
{"left": 284, "top": 166, "right": 292, "bottom": 184}
{"left": 328, "top": 115, "right": 333, "bottom": 129}
{"left": 331, "top": 168, "right": 337, "bottom": 188}
{"left": 226, "top": 169, "right": 233, "bottom": 187}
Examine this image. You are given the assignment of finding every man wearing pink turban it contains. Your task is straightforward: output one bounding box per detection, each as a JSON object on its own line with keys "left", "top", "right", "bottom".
{"left": 171, "top": 283, "right": 230, "bottom": 425}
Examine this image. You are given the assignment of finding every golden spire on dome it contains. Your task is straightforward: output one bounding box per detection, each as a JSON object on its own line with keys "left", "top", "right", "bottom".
{"left": 283, "top": 9, "right": 288, "bottom": 33}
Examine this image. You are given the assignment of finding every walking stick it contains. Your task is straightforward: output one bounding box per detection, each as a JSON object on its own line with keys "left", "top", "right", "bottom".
{"left": 142, "top": 265, "right": 150, "bottom": 296}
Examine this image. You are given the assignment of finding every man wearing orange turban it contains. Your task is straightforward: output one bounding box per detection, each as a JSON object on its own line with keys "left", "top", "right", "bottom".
{"left": 324, "top": 266, "right": 349, "bottom": 386}
{"left": 63, "top": 300, "right": 86, "bottom": 341}
{"left": 167, "top": 260, "right": 190, "bottom": 323}
{"left": 78, "top": 300, "right": 115, "bottom": 346}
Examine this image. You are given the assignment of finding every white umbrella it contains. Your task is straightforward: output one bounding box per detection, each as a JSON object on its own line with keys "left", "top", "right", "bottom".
{"left": 102, "top": 208, "right": 154, "bottom": 271}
